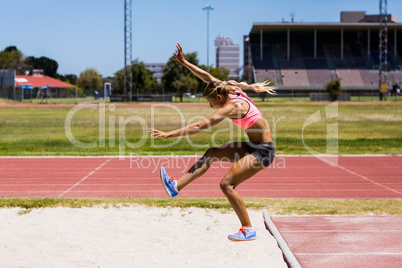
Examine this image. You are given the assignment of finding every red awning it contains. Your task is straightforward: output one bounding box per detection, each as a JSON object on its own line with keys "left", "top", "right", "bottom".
{"left": 15, "top": 75, "right": 75, "bottom": 88}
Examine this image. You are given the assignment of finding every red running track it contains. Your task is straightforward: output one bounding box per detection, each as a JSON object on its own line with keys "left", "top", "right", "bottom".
{"left": 271, "top": 216, "right": 402, "bottom": 268}
{"left": 1, "top": 155, "right": 401, "bottom": 267}
{"left": 0, "top": 155, "right": 400, "bottom": 198}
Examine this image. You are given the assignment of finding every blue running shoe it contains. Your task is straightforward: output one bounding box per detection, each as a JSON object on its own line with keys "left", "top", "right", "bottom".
{"left": 228, "top": 227, "right": 257, "bottom": 241}
{"left": 160, "top": 167, "right": 178, "bottom": 197}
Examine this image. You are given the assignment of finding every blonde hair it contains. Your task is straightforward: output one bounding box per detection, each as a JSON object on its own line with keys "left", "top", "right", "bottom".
{"left": 203, "top": 80, "right": 276, "bottom": 99}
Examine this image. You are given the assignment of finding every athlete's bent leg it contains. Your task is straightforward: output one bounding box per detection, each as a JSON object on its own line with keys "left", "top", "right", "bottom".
{"left": 220, "top": 154, "right": 265, "bottom": 227}
{"left": 177, "top": 142, "right": 249, "bottom": 191}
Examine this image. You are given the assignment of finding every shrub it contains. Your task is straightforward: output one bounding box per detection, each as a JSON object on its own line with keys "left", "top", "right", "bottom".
{"left": 325, "top": 78, "right": 343, "bottom": 101}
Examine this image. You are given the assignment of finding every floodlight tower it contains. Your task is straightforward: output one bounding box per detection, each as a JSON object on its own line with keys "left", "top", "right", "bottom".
{"left": 379, "top": 0, "right": 388, "bottom": 100}
{"left": 124, "top": 0, "right": 133, "bottom": 102}
{"left": 202, "top": 5, "right": 214, "bottom": 72}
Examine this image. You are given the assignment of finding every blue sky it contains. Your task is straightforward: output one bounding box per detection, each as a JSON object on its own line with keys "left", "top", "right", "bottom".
{"left": 1, "top": 0, "right": 402, "bottom": 77}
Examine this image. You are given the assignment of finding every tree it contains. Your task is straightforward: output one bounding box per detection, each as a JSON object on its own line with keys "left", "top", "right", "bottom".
{"left": 162, "top": 52, "right": 201, "bottom": 93}
{"left": 325, "top": 78, "right": 343, "bottom": 101}
{"left": 113, "top": 59, "right": 156, "bottom": 95}
{"left": 57, "top": 74, "right": 78, "bottom": 85}
{"left": 0, "top": 46, "right": 61, "bottom": 77}
{"left": 4, "top": 46, "right": 17, "bottom": 53}
{"left": 150, "top": 80, "right": 163, "bottom": 95}
{"left": 206, "top": 66, "right": 229, "bottom": 81}
{"left": 77, "top": 68, "right": 103, "bottom": 96}
{"left": 172, "top": 76, "right": 198, "bottom": 102}
{"left": 191, "top": 65, "right": 230, "bottom": 92}
{"left": 131, "top": 59, "right": 156, "bottom": 94}
{"left": 0, "top": 46, "right": 28, "bottom": 74}
{"left": 161, "top": 52, "right": 230, "bottom": 95}
{"left": 25, "top": 56, "right": 58, "bottom": 77}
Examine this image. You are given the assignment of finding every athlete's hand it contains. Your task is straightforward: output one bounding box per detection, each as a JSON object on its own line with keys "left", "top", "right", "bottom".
{"left": 173, "top": 43, "right": 186, "bottom": 65}
{"left": 148, "top": 128, "right": 170, "bottom": 139}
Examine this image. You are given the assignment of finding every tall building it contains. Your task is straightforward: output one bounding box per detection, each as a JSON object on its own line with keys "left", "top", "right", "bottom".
{"left": 145, "top": 63, "right": 164, "bottom": 84}
{"left": 215, "top": 36, "right": 239, "bottom": 78}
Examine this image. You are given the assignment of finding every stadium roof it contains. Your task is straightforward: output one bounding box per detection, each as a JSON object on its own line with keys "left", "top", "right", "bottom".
{"left": 15, "top": 75, "right": 75, "bottom": 88}
{"left": 250, "top": 22, "right": 402, "bottom": 34}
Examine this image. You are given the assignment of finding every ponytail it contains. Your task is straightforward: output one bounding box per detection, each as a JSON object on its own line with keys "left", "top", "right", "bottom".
{"left": 226, "top": 80, "right": 277, "bottom": 95}
{"left": 203, "top": 80, "right": 277, "bottom": 99}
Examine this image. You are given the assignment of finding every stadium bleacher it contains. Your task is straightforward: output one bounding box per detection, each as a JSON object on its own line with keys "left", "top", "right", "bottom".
{"left": 254, "top": 69, "right": 276, "bottom": 85}
{"left": 391, "top": 71, "right": 402, "bottom": 85}
{"left": 247, "top": 15, "right": 402, "bottom": 94}
{"left": 336, "top": 69, "right": 364, "bottom": 87}
{"left": 360, "top": 70, "right": 380, "bottom": 87}
{"left": 307, "top": 69, "right": 333, "bottom": 86}
{"left": 281, "top": 69, "right": 310, "bottom": 87}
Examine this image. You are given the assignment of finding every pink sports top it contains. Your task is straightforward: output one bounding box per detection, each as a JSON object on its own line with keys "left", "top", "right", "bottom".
{"left": 226, "top": 91, "right": 263, "bottom": 129}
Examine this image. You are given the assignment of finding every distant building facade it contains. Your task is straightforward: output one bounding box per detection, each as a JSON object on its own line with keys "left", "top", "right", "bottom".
{"left": 242, "top": 10, "right": 402, "bottom": 95}
{"left": 340, "top": 11, "right": 398, "bottom": 23}
{"left": 215, "top": 36, "right": 239, "bottom": 78}
{"left": 145, "top": 63, "right": 164, "bottom": 84}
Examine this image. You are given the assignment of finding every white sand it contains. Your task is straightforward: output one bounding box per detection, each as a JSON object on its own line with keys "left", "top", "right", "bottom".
{"left": 0, "top": 207, "right": 286, "bottom": 268}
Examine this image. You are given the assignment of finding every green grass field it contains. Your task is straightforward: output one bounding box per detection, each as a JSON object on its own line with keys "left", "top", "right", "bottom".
{"left": 1, "top": 100, "right": 401, "bottom": 215}
{"left": 1, "top": 197, "right": 401, "bottom": 216}
{"left": 0, "top": 101, "right": 401, "bottom": 156}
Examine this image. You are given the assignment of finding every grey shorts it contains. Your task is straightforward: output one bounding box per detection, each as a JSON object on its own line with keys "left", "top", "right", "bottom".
{"left": 247, "top": 142, "right": 275, "bottom": 168}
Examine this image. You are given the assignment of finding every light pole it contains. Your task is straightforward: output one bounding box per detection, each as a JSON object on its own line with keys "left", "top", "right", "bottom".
{"left": 379, "top": 0, "right": 388, "bottom": 101}
{"left": 124, "top": 0, "right": 132, "bottom": 102}
{"left": 202, "top": 5, "right": 214, "bottom": 73}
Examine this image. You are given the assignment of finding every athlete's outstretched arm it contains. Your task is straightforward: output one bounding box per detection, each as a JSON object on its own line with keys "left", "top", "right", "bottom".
{"left": 149, "top": 101, "right": 241, "bottom": 139}
{"left": 149, "top": 113, "right": 223, "bottom": 139}
{"left": 174, "top": 43, "right": 220, "bottom": 84}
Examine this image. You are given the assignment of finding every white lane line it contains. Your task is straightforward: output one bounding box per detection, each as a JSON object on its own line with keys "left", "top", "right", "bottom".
{"left": 59, "top": 158, "right": 112, "bottom": 197}
{"left": 336, "top": 164, "right": 402, "bottom": 196}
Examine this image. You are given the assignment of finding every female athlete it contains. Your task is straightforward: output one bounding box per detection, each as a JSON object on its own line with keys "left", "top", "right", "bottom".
{"left": 149, "top": 43, "right": 276, "bottom": 241}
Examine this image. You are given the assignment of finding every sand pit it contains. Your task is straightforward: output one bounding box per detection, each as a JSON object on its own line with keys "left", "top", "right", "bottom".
{"left": 0, "top": 206, "right": 286, "bottom": 268}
